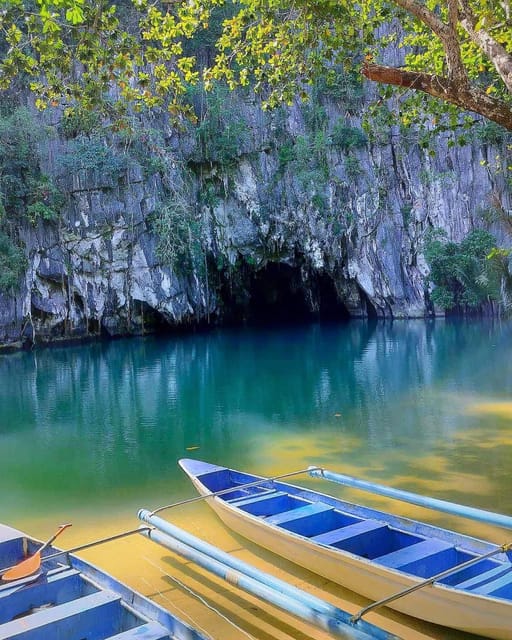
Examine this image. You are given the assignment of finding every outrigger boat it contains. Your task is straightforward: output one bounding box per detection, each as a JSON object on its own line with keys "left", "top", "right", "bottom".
{"left": 179, "top": 458, "right": 512, "bottom": 640}
{"left": 0, "top": 522, "right": 206, "bottom": 640}
{"left": 1, "top": 519, "right": 399, "bottom": 640}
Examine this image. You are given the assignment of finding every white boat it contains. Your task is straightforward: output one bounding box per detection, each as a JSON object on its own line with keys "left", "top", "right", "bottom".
{"left": 179, "top": 458, "right": 512, "bottom": 640}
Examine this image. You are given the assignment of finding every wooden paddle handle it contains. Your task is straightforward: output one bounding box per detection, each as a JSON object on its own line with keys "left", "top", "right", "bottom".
{"left": 40, "top": 523, "right": 72, "bottom": 552}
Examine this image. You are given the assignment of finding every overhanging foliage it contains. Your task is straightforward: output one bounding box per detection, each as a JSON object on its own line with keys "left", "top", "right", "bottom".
{"left": 0, "top": 1, "right": 510, "bottom": 129}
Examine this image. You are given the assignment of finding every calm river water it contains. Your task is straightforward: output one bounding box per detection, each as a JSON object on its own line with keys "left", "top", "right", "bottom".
{"left": 1, "top": 319, "right": 511, "bottom": 639}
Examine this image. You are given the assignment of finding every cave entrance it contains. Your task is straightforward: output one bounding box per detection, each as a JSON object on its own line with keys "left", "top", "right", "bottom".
{"left": 358, "top": 287, "right": 378, "bottom": 319}
{"left": 129, "top": 300, "right": 174, "bottom": 335}
{"left": 221, "top": 262, "right": 350, "bottom": 326}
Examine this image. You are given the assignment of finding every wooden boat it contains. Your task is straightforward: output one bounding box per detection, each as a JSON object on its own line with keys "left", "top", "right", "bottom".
{"left": 179, "top": 458, "right": 512, "bottom": 640}
{"left": 0, "top": 522, "right": 207, "bottom": 640}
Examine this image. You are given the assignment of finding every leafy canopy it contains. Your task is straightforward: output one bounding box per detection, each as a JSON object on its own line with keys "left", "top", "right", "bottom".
{"left": 0, "top": 0, "right": 511, "bottom": 129}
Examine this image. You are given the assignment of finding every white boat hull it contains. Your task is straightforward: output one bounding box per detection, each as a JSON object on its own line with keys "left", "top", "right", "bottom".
{"left": 187, "top": 473, "right": 512, "bottom": 640}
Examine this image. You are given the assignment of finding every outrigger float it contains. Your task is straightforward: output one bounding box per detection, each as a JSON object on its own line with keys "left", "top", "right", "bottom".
{"left": 137, "top": 509, "right": 399, "bottom": 640}
{"left": 1, "top": 512, "right": 398, "bottom": 639}
{"left": 179, "top": 458, "right": 512, "bottom": 640}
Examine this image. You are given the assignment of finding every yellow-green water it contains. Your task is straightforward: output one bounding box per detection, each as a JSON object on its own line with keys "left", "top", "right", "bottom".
{"left": 1, "top": 319, "right": 511, "bottom": 639}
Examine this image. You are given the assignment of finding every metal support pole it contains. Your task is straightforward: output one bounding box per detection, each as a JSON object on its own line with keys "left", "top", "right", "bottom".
{"left": 351, "top": 542, "right": 512, "bottom": 623}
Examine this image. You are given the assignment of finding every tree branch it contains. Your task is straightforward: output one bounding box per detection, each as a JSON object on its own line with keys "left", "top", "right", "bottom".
{"left": 362, "top": 62, "right": 512, "bottom": 130}
{"left": 458, "top": 0, "right": 512, "bottom": 93}
{"left": 393, "top": 0, "right": 469, "bottom": 86}
{"left": 389, "top": 0, "right": 447, "bottom": 37}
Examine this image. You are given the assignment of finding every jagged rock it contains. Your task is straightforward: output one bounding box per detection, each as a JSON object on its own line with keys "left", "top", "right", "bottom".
{"left": 0, "top": 92, "right": 511, "bottom": 349}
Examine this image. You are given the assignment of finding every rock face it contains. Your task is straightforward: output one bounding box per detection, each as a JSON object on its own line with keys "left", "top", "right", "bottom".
{"left": 0, "top": 89, "right": 511, "bottom": 349}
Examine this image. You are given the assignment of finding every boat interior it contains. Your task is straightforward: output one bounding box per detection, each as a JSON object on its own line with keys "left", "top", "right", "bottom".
{"left": 0, "top": 529, "right": 174, "bottom": 640}
{"left": 197, "top": 468, "right": 512, "bottom": 601}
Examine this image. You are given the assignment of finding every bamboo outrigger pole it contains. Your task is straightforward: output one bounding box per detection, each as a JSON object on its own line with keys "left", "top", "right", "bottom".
{"left": 309, "top": 467, "right": 512, "bottom": 531}
{"left": 139, "top": 509, "right": 401, "bottom": 640}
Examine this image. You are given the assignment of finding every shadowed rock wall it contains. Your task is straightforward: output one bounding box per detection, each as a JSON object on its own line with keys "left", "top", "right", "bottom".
{"left": 0, "top": 90, "right": 511, "bottom": 349}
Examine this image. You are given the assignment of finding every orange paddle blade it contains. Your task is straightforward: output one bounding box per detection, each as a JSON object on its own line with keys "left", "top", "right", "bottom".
{"left": 1, "top": 551, "right": 41, "bottom": 581}
{"left": 1, "top": 523, "right": 72, "bottom": 582}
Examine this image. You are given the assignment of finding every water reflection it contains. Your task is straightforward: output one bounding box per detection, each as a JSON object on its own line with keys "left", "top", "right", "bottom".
{"left": 0, "top": 319, "right": 511, "bottom": 523}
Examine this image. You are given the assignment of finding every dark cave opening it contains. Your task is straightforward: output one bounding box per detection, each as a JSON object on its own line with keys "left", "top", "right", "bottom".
{"left": 219, "top": 262, "right": 350, "bottom": 326}
{"left": 358, "top": 287, "right": 378, "bottom": 319}
{"left": 130, "top": 300, "right": 176, "bottom": 335}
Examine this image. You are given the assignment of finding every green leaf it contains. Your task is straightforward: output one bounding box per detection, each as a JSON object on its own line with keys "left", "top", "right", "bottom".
{"left": 65, "top": 6, "right": 84, "bottom": 24}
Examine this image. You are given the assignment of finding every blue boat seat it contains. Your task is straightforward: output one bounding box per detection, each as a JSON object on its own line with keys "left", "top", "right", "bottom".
{"left": 453, "top": 563, "right": 512, "bottom": 592}
{"left": 266, "top": 503, "right": 334, "bottom": 526}
{"left": 310, "top": 519, "right": 387, "bottom": 546}
{"left": 107, "top": 621, "right": 171, "bottom": 640}
{"left": 0, "top": 590, "right": 122, "bottom": 640}
{"left": 228, "top": 489, "right": 322, "bottom": 518}
{"left": 460, "top": 565, "right": 512, "bottom": 597}
{"left": 0, "top": 572, "right": 42, "bottom": 596}
{"left": 227, "top": 491, "right": 296, "bottom": 517}
{"left": 227, "top": 490, "right": 281, "bottom": 507}
{"left": 0, "top": 568, "right": 86, "bottom": 624}
{"left": 376, "top": 539, "right": 454, "bottom": 572}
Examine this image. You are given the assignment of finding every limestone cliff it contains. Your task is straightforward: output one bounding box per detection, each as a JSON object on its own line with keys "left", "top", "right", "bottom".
{"left": 0, "top": 87, "right": 511, "bottom": 349}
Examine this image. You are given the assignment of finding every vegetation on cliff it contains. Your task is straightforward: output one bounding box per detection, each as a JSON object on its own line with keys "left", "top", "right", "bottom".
{"left": 0, "top": 104, "right": 63, "bottom": 292}
{"left": 424, "top": 228, "right": 508, "bottom": 312}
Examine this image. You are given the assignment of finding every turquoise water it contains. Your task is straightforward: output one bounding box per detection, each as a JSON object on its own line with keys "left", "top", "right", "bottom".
{"left": 1, "top": 319, "right": 512, "bottom": 530}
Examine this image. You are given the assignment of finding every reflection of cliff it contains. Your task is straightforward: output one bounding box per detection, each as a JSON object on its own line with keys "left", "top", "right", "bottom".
{"left": 0, "top": 86, "right": 511, "bottom": 349}
{"left": 2, "top": 320, "right": 511, "bottom": 501}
